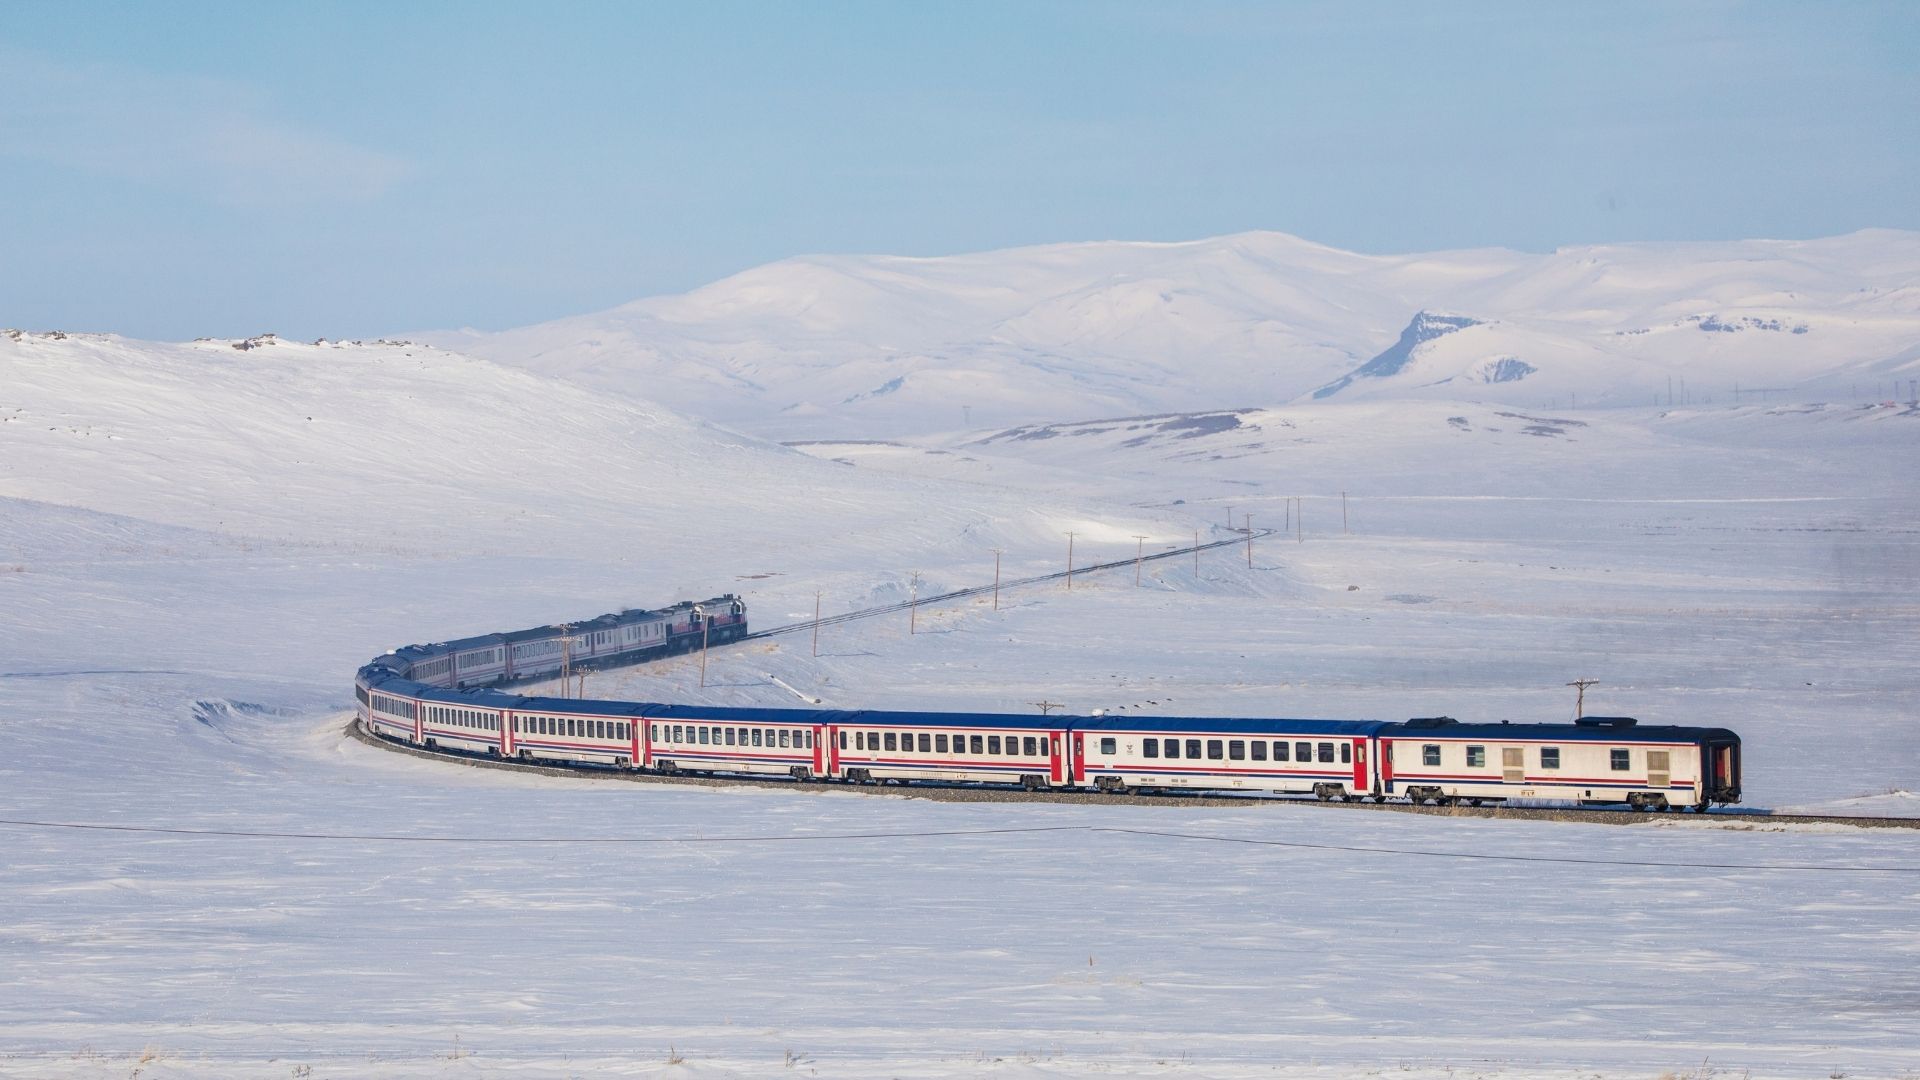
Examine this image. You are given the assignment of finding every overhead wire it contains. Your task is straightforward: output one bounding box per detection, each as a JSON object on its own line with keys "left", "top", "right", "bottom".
{"left": 2, "top": 816, "right": 1915, "bottom": 873}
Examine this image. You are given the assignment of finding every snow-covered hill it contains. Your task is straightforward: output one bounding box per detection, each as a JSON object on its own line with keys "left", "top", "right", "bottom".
{"left": 0, "top": 330, "right": 1157, "bottom": 571}
{"left": 421, "top": 229, "right": 1920, "bottom": 437}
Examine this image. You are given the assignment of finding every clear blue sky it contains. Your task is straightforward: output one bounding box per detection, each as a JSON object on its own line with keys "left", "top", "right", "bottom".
{"left": 2, "top": 1, "right": 1915, "bottom": 341}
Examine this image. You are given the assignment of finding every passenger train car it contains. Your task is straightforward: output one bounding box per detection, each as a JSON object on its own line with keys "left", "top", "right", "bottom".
{"left": 356, "top": 598, "right": 1741, "bottom": 812}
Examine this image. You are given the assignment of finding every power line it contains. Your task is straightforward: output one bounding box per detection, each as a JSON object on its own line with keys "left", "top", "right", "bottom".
{"left": 0, "top": 817, "right": 1085, "bottom": 845}
{"left": 3, "top": 816, "right": 1914, "bottom": 873}
{"left": 1097, "top": 827, "right": 1920, "bottom": 874}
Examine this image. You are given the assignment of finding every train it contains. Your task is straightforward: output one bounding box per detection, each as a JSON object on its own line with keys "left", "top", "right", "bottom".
{"left": 355, "top": 597, "right": 1742, "bottom": 812}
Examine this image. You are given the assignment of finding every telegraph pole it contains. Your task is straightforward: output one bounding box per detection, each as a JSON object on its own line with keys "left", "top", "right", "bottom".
{"left": 1132, "top": 535, "right": 1148, "bottom": 585}
{"left": 1065, "top": 531, "right": 1075, "bottom": 590}
{"left": 1243, "top": 514, "right": 1253, "bottom": 568}
{"left": 1193, "top": 530, "right": 1200, "bottom": 577}
{"left": 1342, "top": 491, "right": 1349, "bottom": 534}
{"left": 811, "top": 590, "right": 821, "bottom": 657}
{"left": 694, "top": 606, "right": 710, "bottom": 688}
{"left": 991, "top": 549, "right": 1002, "bottom": 610}
{"left": 909, "top": 571, "right": 921, "bottom": 634}
{"left": 1567, "top": 678, "right": 1598, "bottom": 719}
{"left": 1031, "top": 700, "right": 1063, "bottom": 717}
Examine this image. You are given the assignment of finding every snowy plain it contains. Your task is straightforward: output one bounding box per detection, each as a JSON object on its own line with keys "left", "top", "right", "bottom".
{"left": 2, "top": 311, "right": 1919, "bottom": 1078}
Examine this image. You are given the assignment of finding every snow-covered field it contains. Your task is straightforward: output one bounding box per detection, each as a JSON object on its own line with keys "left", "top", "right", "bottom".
{"left": 3, "top": 320, "right": 1918, "bottom": 1077}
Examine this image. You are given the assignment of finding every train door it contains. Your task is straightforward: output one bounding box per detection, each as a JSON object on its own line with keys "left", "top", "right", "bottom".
{"left": 1071, "top": 733, "right": 1086, "bottom": 785}
{"left": 413, "top": 702, "right": 422, "bottom": 745}
{"left": 812, "top": 725, "right": 826, "bottom": 776}
{"left": 825, "top": 725, "right": 840, "bottom": 777}
{"left": 1502, "top": 747, "right": 1525, "bottom": 783}
{"left": 1710, "top": 742, "right": 1737, "bottom": 799}
{"left": 1352, "top": 738, "right": 1368, "bottom": 793}
{"left": 502, "top": 710, "right": 513, "bottom": 756}
{"left": 1379, "top": 738, "right": 1394, "bottom": 794}
{"left": 1048, "top": 732, "right": 1064, "bottom": 784}
{"left": 640, "top": 717, "right": 653, "bottom": 768}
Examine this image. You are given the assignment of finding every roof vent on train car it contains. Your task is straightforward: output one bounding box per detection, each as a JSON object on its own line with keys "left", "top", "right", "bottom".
{"left": 1404, "top": 716, "right": 1458, "bottom": 728}
{"left": 1575, "top": 716, "right": 1638, "bottom": 728}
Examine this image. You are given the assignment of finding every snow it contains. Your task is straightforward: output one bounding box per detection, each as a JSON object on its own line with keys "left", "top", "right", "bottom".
{"left": 3, "top": 300, "right": 1919, "bottom": 1077}
{"left": 414, "top": 230, "right": 1920, "bottom": 438}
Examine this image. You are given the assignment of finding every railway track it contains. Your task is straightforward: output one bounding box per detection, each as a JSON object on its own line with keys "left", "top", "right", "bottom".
{"left": 347, "top": 722, "right": 1920, "bottom": 830}
{"left": 367, "top": 532, "right": 1914, "bottom": 831}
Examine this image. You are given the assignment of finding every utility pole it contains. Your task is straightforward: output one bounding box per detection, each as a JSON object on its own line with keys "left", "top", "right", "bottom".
{"left": 694, "top": 606, "right": 710, "bottom": 688}
{"left": 1193, "top": 530, "right": 1200, "bottom": 577}
{"left": 909, "top": 571, "right": 921, "bottom": 634}
{"left": 991, "top": 549, "right": 1002, "bottom": 610}
{"left": 1031, "top": 700, "right": 1063, "bottom": 717}
{"left": 1225, "top": 505, "right": 1233, "bottom": 529}
{"left": 1342, "top": 491, "right": 1349, "bottom": 535}
{"left": 811, "top": 590, "right": 821, "bottom": 657}
{"left": 1065, "top": 531, "right": 1075, "bottom": 591}
{"left": 1132, "top": 535, "right": 1148, "bottom": 585}
{"left": 1243, "top": 514, "right": 1253, "bottom": 568}
{"left": 1567, "top": 678, "right": 1598, "bottom": 719}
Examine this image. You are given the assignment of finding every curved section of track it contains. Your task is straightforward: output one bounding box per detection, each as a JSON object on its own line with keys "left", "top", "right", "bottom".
{"left": 348, "top": 721, "right": 1920, "bottom": 831}
{"left": 356, "top": 529, "right": 1911, "bottom": 829}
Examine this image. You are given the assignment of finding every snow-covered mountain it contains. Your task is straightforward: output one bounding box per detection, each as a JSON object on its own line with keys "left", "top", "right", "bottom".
{"left": 421, "top": 229, "right": 1920, "bottom": 437}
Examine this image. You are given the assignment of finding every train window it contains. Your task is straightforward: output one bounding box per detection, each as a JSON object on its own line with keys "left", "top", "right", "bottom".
{"left": 1100, "top": 737, "right": 1117, "bottom": 755}
{"left": 883, "top": 733, "right": 897, "bottom": 751}
{"left": 1296, "top": 741, "right": 1311, "bottom": 762}
{"left": 737, "top": 727, "right": 748, "bottom": 745}
{"left": 1207, "top": 740, "right": 1224, "bottom": 760}
{"left": 936, "top": 734, "right": 949, "bottom": 753}
{"left": 867, "top": 731, "right": 879, "bottom": 750}
{"left": 1143, "top": 739, "right": 1159, "bottom": 759}
{"left": 1423, "top": 744, "right": 1442, "bottom": 767}
{"left": 805, "top": 731, "right": 813, "bottom": 749}
{"left": 1610, "top": 748, "right": 1630, "bottom": 771}
{"left": 971, "top": 735, "right": 984, "bottom": 755}
{"left": 724, "top": 728, "right": 735, "bottom": 746}
{"left": 780, "top": 731, "right": 792, "bottom": 748}
{"left": 1251, "top": 741, "right": 1267, "bottom": 761}
{"left": 673, "top": 724, "right": 684, "bottom": 742}
{"left": 1317, "top": 742, "right": 1334, "bottom": 763}
{"left": 1024, "top": 737, "right": 1038, "bottom": 756}
{"left": 1273, "top": 741, "right": 1288, "bottom": 761}
{"left": 1229, "top": 740, "right": 1245, "bottom": 760}
{"left": 854, "top": 732, "right": 864, "bottom": 750}
{"left": 988, "top": 736, "right": 1002, "bottom": 755}
{"left": 919, "top": 734, "right": 931, "bottom": 753}
{"left": 837, "top": 731, "right": 846, "bottom": 750}
{"left": 1186, "top": 739, "right": 1202, "bottom": 759}
{"left": 1340, "top": 743, "right": 1351, "bottom": 764}
{"left": 1163, "top": 739, "right": 1179, "bottom": 759}
{"left": 1541, "top": 747, "right": 1561, "bottom": 769}
{"left": 650, "top": 724, "right": 658, "bottom": 741}
{"left": 1467, "top": 745, "right": 1486, "bottom": 768}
